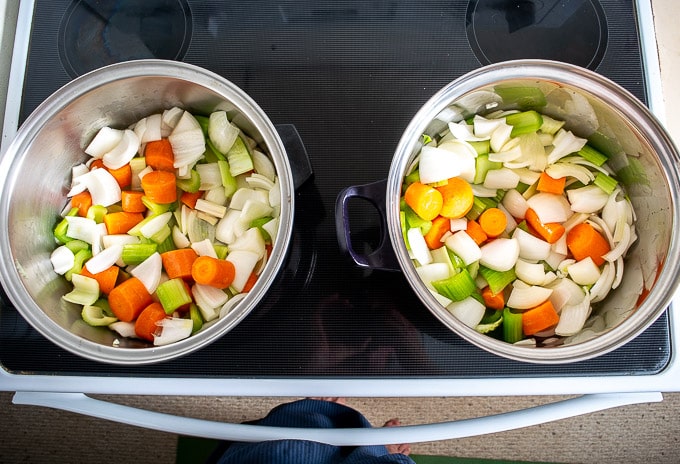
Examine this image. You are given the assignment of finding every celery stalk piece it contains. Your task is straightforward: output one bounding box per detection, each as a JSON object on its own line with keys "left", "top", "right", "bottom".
{"left": 86, "top": 205, "right": 108, "bottom": 224}
{"left": 473, "top": 154, "right": 502, "bottom": 184}
{"left": 82, "top": 304, "right": 118, "bottom": 326}
{"left": 577, "top": 144, "right": 609, "bottom": 166}
{"left": 157, "top": 278, "right": 193, "bottom": 315}
{"left": 176, "top": 169, "right": 201, "bottom": 193}
{"left": 217, "top": 160, "right": 238, "bottom": 197}
{"left": 432, "top": 268, "right": 476, "bottom": 302}
{"left": 63, "top": 274, "right": 100, "bottom": 306}
{"left": 494, "top": 86, "right": 547, "bottom": 109}
{"left": 65, "top": 248, "right": 93, "bottom": 282}
{"left": 475, "top": 309, "right": 504, "bottom": 334}
{"left": 189, "top": 303, "right": 203, "bottom": 334}
{"left": 505, "top": 110, "right": 544, "bottom": 137}
{"left": 594, "top": 172, "right": 618, "bottom": 194}
{"left": 54, "top": 208, "right": 79, "bottom": 244}
{"left": 503, "top": 307, "right": 524, "bottom": 343}
{"left": 121, "top": 243, "right": 158, "bottom": 265}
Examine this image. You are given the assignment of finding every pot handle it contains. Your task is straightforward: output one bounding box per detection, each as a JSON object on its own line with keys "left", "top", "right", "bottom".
{"left": 275, "top": 124, "right": 313, "bottom": 190}
{"left": 335, "top": 179, "right": 401, "bottom": 271}
{"left": 13, "top": 391, "right": 662, "bottom": 445}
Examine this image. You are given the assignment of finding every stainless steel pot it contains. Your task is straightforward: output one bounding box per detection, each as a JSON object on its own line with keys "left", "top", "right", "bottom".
{"left": 338, "top": 60, "right": 680, "bottom": 364}
{"left": 0, "top": 60, "right": 296, "bottom": 365}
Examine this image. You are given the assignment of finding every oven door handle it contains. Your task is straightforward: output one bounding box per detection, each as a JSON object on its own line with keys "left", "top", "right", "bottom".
{"left": 12, "top": 391, "right": 662, "bottom": 445}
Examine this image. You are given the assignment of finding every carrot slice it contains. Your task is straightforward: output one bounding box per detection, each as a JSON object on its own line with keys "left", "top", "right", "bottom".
{"left": 525, "top": 208, "right": 565, "bottom": 244}
{"left": 71, "top": 191, "right": 92, "bottom": 217}
{"left": 107, "top": 164, "right": 132, "bottom": 189}
{"left": 121, "top": 190, "right": 147, "bottom": 213}
{"left": 108, "top": 277, "right": 153, "bottom": 322}
{"left": 404, "top": 182, "right": 443, "bottom": 221}
{"left": 80, "top": 265, "right": 119, "bottom": 295}
{"left": 180, "top": 190, "right": 203, "bottom": 209}
{"left": 144, "top": 139, "right": 175, "bottom": 172}
{"left": 161, "top": 248, "right": 199, "bottom": 280}
{"left": 522, "top": 300, "right": 559, "bottom": 336}
{"left": 423, "top": 216, "right": 451, "bottom": 249}
{"left": 536, "top": 171, "right": 566, "bottom": 195}
{"left": 134, "top": 302, "right": 167, "bottom": 342}
{"left": 465, "top": 219, "right": 488, "bottom": 245}
{"left": 481, "top": 285, "right": 505, "bottom": 310}
{"left": 242, "top": 271, "right": 258, "bottom": 293}
{"left": 566, "top": 222, "right": 610, "bottom": 266}
{"left": 191, "top": 256, "right": 236, "bottom": 289}
{"left": 141, "top": 170, "right": 177, "bottom": 204}
{"left": 478, "top": 207, "right": 507, "bottom": 238}
{"left": 103, "top": 211, "right": 144, "bottom": 235}
{"left": 436, "top": 177, "right": 474, "bottom": 219}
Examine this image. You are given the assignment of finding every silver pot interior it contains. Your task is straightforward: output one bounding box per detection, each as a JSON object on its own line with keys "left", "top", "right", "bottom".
{"left": 0, "top": 60, "right": 293, "bottom": 364}
{"left": 388, "top": 60, "right": 680, "bottom": 363}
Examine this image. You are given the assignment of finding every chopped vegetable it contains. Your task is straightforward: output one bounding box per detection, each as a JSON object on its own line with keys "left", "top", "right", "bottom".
{"left": 522, "top": 300, "right": 559, "bottom": 336}
{"left": 134, "top": 302, "right": 167, "bottom": 342}
{"left": 404, "top": 182, "right": 443, "bottom": 221}
{"left": 108, "top": 277, "right": 153, "bottom": 322}
{"left": 478, "top": 207, "right": 507, "bottom": 238}
{"left": 566, "top": 222, "right": 610, "bottom": 266}
{"left": 436, "top": 177, "right": 475, "bottom": 219}
{"left": 141, "top": 170, "right": 177, "bottom": 204}
{"left": 191, "top": 255, "right": 236, "bottom": 289}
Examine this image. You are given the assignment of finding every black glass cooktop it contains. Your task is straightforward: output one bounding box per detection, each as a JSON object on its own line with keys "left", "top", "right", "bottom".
{"left": 1, "top": 0, "right": 670, "bottom": 378}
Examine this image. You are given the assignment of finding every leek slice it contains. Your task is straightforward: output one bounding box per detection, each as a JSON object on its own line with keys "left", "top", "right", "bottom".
{"left": 189, "top": 303, "right": 204, "bottom": 334}
{"left": 479, "top": 266, "right": 516, "bottom": 295}
{"left": 432, "top": 268, "right": 476, "bottom": 302}
{"left": 503, "top": 307, "right": 524, "bottom": 343}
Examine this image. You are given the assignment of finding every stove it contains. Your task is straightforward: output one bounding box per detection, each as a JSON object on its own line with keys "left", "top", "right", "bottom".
{"left": 0, "top": 0, "right": 671, "bottom": 382}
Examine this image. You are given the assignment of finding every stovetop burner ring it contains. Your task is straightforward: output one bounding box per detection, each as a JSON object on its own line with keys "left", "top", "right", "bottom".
{"left": 466, "top": 0, "right": 608, "bottom": 70}
{"left": 58, "top": 0, "right": 192, "bottom": 78}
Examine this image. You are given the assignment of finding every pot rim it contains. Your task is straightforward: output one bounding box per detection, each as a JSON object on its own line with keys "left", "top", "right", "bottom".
{"left": 0, "top": 59, "right": 295, "bottom": 365}
{"left": 387, "top": 59, "right": 680, "bottom": 364}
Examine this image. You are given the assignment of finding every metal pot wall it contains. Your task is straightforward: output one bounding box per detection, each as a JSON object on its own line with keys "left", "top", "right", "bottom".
{"left": 338, "top": 60, "right": 680, "bottom": 364}
{"left": 0, "top": 60, "right": 296, "bottom": 365}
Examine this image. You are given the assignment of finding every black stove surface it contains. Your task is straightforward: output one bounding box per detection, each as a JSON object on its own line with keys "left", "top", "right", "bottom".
{"left": 1, "top": 0, "right": 670, "bottom": 378}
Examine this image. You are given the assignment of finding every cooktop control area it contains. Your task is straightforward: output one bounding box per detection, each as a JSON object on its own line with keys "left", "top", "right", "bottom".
{"left": 0, "top": 0, "right": 670, "bottom": 377}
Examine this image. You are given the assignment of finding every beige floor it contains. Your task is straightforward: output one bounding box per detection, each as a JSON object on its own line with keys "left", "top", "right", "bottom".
{"left": 1, "top": 391, "right": 679, "bottom": 463}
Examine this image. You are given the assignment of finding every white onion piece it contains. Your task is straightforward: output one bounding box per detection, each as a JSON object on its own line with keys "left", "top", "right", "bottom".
{"left": 418, "top": 145, "right": 463, "bottom": 184}
{"left": 566, "top": 185, "right": 609, "bottom": 213}
{"left": 109, "top": 321, "right": 138, "bottom": 338}
{"left": 130, "top": 252, "right": 162, "bottom": 294}
{"left": 415, "top": 262, "right": 451, "bottom": 290}
{"left": 85, "top": 127, "right": 124, "bottom": 158}
{"left": 191, "top": 238, "right": 218, "bottom": 258}
{"left": 85, "top": 244, "right": 123, "bottom": 274}
{"left": 483, "top": 167, "right": 520, "bottom": 190}
{"left": 261, "top": 217, "right": 279, "bottom": 244}
{"left": 220, "top": 293, "right": 247, "bottom": 318}
{"left": 172, "top": 226, "right": 191, "bottom": 249}
{"left": 448, "top": 121, "right": 487, "bottom": 141}
{"left": 64, "top": 216, "right": 98, "bottom": 244}
{"left": 590, "top": 262, "right": 616, "bottom": 303}
{"left": 228, "top": 227, "right": 266, "bottom": 259}
{"left": 547, "top": 129, "right": 587, "bottom": 164}
{"left": 603, "top": 223, "right": 632, "bottom": 262}
{"left": 252, "top": 150, "right": 277, "bottom": 182}
{"left": 102, "top": 129, "right": 140, "bottom": 170}
{"left": 239, "top": 199, "right": 274, "bottom": 225}
{"left": 479, "top": 237, "right": 519, "bottom": 272}
{"left": 245, "top": 173, "right": 275, "bottom": 191}
{"left": 154, "top": 318, "right": 193, "bottom": 346}
{"left": 226, "top": 250, "right": 261, "bottom": 292}
{"left": 512, "top": 228, "right": 551, "bottom": 261}
{"left": 170, "top": 128, "right": 205, "bottom": 168}
{"left": 545, "top": 162, "right": 595, "bottom": 185}
{"left": 269, "top": 180, "right": 282, "bottom": 208}
{"left": 555, "top": 296, "right": 591, "bottom": 336}
{"left": 196, "top": 163, "right": 223, "bottom": 191}
{"left": 473, "top": 114, "right": 503, "bottom": 138}
{"left": 215, "top": 209, "right": 243, "bottom": 244}
{"left": 139, "top": 212, "right": 173, "bottom": 239}
{"left": 209, "top": 111, "right": 239, "bottom": 154}
{"left": 51, "top": 246, "right": 75, "bottom": 275}
{"left": 526, "top": 192, "right": 572, "bottom": 223}
{"left": 490, "top": 122, "right": 513, "bottom": 153}
{"left": 514, "top": 259, "right": 548, "bottom": 286}
{"left": 507, "top": 282, "right": 553, "bottom": 309}
{"left": 102, "top": 234, "right": 140, "bottom": 249}
{"left": 193, "top": 283, "right": 229, "bottom": 321}
{"left": 141, "top": 113, "right": 162, "bottom": 143}
{"left": 445, "top": 230, "right": 481, "bottom": 266}
{"left": 446, "top": 296, "right": 486, "bottom": 328}
{"left": 161, "top": 107, "right": 184, "bottom": 137}
{"left": 548, "top": 277, "right": 585, "bottom": 312}
{"left": 407, "top": 228, "right": 433, "bottom": 266}
{"left": 501, "top": 189, "right": 529, "bottom": 218}
{"left": 567, "top": 257, "right": 601, "bottom": 285}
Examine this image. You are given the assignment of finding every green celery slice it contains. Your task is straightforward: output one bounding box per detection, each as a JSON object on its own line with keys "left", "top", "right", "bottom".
{"left": 505, "top": 110, "right": 544, "bottom": 137}
{"left": 503, "top": 307, "right": 524, "bottom": 343}
{"left": 577, "top": 144, "right": 609, "bottom": 166}
{"left": 122, "top": 243, "right": 158, "bottom": 265}
{"left": 494, "top": 86, "right": 547, "bottom": 109}
{"left": 432, "top": 268, "right": 476, "bottom": 302}
{"left": 593, "top": 172, "right": 618, "bottom": 194}
{"left": 157, "top": 277, "right": 193, "bottom": 315}
{"left": 479, "top": 265, "right": 516, "bottom": 295}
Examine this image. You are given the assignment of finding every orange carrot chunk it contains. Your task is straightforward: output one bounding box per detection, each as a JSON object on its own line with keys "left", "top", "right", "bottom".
{"left": 121, "top": 190, "right": 147, "bottom": 213}
{"left": 134, "top": 302, "right": 167, "bottom": 342}
{"left": 478, "top": 207, "right": 508, "bottom": 238}
{"left": 80, "top": 265, "right": 120, "bottom": 295}
{"left": 141, "top": 170, "right": 177, "bottom": 204}
{"left": 71, "top": 191, "right": 93, "bottom": 217}
{"left": 423, "top": 215, "right": 451, "bottom": 249}
{"left": 482, "top": 285, "right": 505, "bottom": 310}
{"left": 242, "top": 271, "right": 258, "bottom": 293}
{"left": 566, "top": 222, "right": 610, "bottom": 266}
{"left": 465, "top": 219, "right": 488, "bottom": 245}
{"left": 107, "top": 163, "right": 132, "bottom": 189}
{"left": 108, "top": 277, "right": 153, "bottom": 322}
{"left": 436, "top": 177, "right": 474, "bottom": 219}
{"left": 103, "top": 211, "right": 144, "bottom": 235}
{"left": 161, "top": 248, "right": 199, "bottom": 280}
{"left": 404, "top": 182, "right": 443, "bottom": 221}
{"left": 180, "top": 190, "right": 203, "bottom": 209}
{"left": 536, "top": 171, "right": 566, "bottom": 195}
{"left": 191, "top": 256, "right": 236, "bottom": 289}
{"left": 144, "top": 139, "right": 175, "bottom": 172}
{"left": 525, "top": 208, "right": 565, "bottom": 244}
{"left": 522, "top": 300, "right": 560, "bottom": 336}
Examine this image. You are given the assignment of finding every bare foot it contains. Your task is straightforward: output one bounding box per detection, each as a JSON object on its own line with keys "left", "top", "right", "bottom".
{"left": 308, "top": 397, "right": 346, "bottom": 405}
{"left": 383, "top": 418, "right": 411, "bottom": 456}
